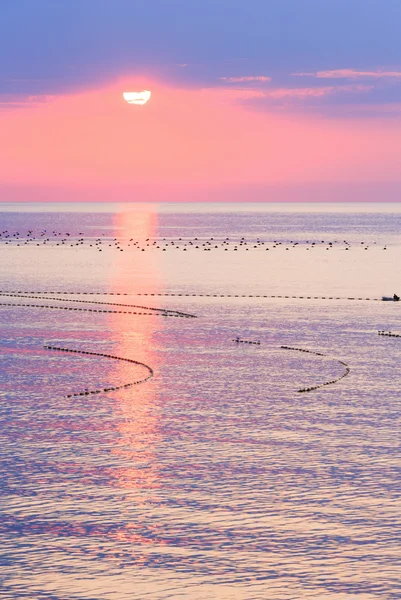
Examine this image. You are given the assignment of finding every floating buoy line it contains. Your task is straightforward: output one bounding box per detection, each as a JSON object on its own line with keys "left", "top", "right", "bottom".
{"left": 233, "top": 337, "right": 261, "bottom": 345}
{"left": 0, "top": 292, "right": 196, "bottom": 319}
{"left": 0, "top": 301, "right": 189, "bottom": 318}
{"left": 0, "top": 288, "right": 378, "bottom": 396}
{"left": 44, "top": 346, "right": 153, "bottom": 397}
{"left": 132, "top": 293, "right": 381, "bottom": 302}
{"left": 378, "top": 330, "right": 401, "bottom": 338}
{"left": 281, "top": 346, "right": 350, "bottom": 393}
{"left": 0, "top": 290, "right": 194, "bottom": 396}
{"left": 0, "top": 289, "right": 383, "bottom": 301}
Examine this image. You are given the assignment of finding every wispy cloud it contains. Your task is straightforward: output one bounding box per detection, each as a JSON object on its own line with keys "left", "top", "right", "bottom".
{"left": 244, "top": 84, "right": 374, "bottom": 101}
{"left": 0, "top": 93, "right": 55, "bottom": 110}
{"left": 220, "top": 76, "right": 271, "bottom": 83}
{"left": 295, "top": 69, "right": 401, "bottom": 79}
{"left": 234, "top": 83, "right": 381, "bottom": 118}
{"left": 257, "top": 84, "right": 372, "bottom": 100}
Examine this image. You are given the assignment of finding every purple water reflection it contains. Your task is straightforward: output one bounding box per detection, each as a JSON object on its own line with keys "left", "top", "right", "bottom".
{"left": 0, "top": 204, "right": 400, "bottom": 599}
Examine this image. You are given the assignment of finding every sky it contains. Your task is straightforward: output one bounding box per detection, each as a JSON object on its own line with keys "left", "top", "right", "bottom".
{"left": 1, "top": 0, "right": 401, "bottom": 203}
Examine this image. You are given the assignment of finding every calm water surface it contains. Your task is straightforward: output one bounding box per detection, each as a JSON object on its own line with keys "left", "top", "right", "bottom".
{"left": 0, "top": 204, "right": 400, "bottom": 599}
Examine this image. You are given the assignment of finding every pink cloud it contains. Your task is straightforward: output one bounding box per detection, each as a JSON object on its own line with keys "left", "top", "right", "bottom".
{"left": 220, "top": 76, "right": 271, "bottom": 83}
{"left": 0, "top": 93, "right": 56, "bottom": 109}
{"left": 295, "top": 69, "right": 401, "bottom": 79}
{"left": 262, "top": 84, "right": 372, "bottom": 99}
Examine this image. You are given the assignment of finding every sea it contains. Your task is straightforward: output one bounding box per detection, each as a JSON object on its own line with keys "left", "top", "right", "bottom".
{"left": 0, "top": 202, "right": 400, "bottom": 600}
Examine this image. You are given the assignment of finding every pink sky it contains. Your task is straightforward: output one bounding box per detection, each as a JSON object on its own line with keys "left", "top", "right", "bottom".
{"left": 1, "top": 78, "right": 401, "bottom": 202}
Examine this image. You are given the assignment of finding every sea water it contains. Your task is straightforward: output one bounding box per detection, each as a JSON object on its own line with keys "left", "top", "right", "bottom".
{"left": 0, "top": 203, "right": 400, "bottom": 599}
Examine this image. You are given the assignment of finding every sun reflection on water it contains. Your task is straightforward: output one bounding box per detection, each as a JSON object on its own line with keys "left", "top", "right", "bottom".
{"left": 108, "top": 205, "right": 163, "bottom": 492}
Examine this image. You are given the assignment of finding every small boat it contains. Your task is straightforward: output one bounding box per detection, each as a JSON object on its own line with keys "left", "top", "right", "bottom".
{"left": 382, "top": 295, "right": 400, "bottom": 301}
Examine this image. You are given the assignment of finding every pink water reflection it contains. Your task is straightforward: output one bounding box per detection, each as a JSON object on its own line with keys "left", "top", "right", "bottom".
{"left": 108, "top": 205, "right": 164, "bottom": 491}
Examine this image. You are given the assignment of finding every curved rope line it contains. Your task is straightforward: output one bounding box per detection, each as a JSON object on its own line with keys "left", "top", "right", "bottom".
{"left": 0, "top": 290, "right": 359, "bottom": 396}
{"left": 281, "top": 345, "right": 350, "bottom": 393}
{"left": 44, "top": 346, "right": 153, "bottom": 397}
{"left": 0, "top": 292, "right": 196, "bottom": 319}
{"left": 0, "top": 302, "right": 192, "bottom": 318}
{"left": 0, "top": 291, "right": 196, "bottom": 396}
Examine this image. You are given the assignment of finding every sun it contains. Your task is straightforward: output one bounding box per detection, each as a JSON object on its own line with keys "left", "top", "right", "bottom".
{"left": 123, "top": 90, "right": 151, "bottom": 105}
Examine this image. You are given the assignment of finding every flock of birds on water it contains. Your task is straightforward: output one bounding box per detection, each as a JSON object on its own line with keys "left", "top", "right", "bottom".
{"left": 0, "top": 229, "right": 389, "bottom": 252}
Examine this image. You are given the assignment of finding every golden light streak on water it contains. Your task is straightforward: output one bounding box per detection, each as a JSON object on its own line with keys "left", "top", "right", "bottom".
{"left": 108, "top": 206, "right": 163, "bottom": 492}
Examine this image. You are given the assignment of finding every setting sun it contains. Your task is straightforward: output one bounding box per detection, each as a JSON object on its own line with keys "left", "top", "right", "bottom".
{"left": 123, "top": 90, "right": 151, "bottom": 105}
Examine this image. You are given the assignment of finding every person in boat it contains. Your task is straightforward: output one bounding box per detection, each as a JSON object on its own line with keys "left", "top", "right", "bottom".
{"left": 393, "top": 293, "right": 400, "bottom": 301}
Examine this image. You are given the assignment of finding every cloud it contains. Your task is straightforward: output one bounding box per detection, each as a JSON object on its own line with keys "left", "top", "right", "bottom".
{"left": 295, "top": 68, "right": 401, "bottom": 79}
{"left": 2, "top": 1, "right": 401, "bottom": 99}
{"left": 0, "top": 93, "right": 55, "bottom": 110}
{"left": 220, "top": 76, "right": 271, "bottom": 83}
{"left": 235, "top": 82, "right": 398, "bottom": 119}
{"left": 262, "top": 84, "right": 372, "bottom": 99}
